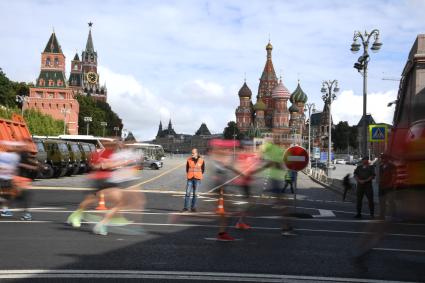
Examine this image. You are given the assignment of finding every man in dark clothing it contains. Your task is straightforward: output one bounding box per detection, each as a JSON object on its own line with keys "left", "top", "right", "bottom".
{"left": 182, "top": 148, "right": 205, "bottom": 212}
{"left": 354, "top": 157, "right": 375, "bottom": 218}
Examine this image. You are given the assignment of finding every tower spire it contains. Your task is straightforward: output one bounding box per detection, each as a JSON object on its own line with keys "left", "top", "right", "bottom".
{"left": 85, "top": 22, "right": 95, "bottom": 52}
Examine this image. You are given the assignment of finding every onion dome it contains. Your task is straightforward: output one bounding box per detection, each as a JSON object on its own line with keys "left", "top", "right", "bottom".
{"left": 266, "top": 41, "right": 273, "bottom": 50}
{"left": 290, "top": 81, "right": 308, "bottom": 103}
{"left": 289, "top": 104, "right": 299, "bottom": 113}
{"left": 238, "top": 82, "right": 252, "bottom": 98}
{"left": 272, "top": 79, "right": 291, "bottom": 99}
{"left": 254, "top": 99, "right": 266, "bottom": 111}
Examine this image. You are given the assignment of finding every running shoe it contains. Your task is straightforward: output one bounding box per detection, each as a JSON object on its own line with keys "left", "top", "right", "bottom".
{"left": 93, "top": 223, "right": 108, "bottom": 236}
{"left": 0, "top": 210, "right": 13, "bottom": 217}
{"left": 181, "top": 208, "right": 189, "bottom": 212}
{"left": 67, "top": 210, "right": 82, "bottom": 228}
{"left": 20, "top": 213, "right": 32, "bottom": 221}
{"left": 216, "top": 232, "right": 235, "bottom": 241}
{"left": 190, "top": 208, "right": 197, "bottom": 212}
{"left": 235, "top": 222, "right": 251, "bottom": 230}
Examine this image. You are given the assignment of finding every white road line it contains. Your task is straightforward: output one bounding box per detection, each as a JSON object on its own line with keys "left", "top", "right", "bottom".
{"left": 373, "top": 248, "right": 425, "bottom": 254}
{"left": 313, "top": 209, "right": 336, "bottom": 218}
{"left": 0, "top": 270, "right": 415, "bottom": 282}
{"left": 1, "top": 219, "right": 424, "bottom": 239}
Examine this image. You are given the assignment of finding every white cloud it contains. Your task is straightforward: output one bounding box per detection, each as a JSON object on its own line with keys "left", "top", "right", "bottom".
{"left": 332, "top": 90, "right": 397, "bottom": 126}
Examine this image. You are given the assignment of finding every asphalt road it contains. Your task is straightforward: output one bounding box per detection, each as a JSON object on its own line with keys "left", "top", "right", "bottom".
{"left": 1, "top": 157, "right": 424, "bottom": 282}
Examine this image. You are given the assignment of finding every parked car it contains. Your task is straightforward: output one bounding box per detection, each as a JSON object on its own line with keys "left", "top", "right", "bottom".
{"left": 143, "top": 157, "right": 163, "bottom": 170}
{"left": 335, "top": 159, "right": 347, "bottom": 164}
{"left": 77, "top": 142, "right": 93, "bottom": 173}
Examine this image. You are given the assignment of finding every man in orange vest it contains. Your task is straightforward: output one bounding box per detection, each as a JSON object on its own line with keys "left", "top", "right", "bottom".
{"left": 182, "top": 148, "right": 205, "bottom": 212}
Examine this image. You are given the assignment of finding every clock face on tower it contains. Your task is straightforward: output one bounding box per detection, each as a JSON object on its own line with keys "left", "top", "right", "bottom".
{"left": 86, "top": 72, "right": 98, "bottom": 84}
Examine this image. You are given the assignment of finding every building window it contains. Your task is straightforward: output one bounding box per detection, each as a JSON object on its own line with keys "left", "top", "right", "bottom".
{"left": 46, "top": 57, "right": 51, "bottom": 66}
{"left": 74, "top": 64, "right": 78, "bottom": 71}
{"left": 35, "top": 91, "right": 43, "bottom": 98}
{"left": 38, "top": 79, "right": 45, "bottom": 86}
{"left": 58, "top": 93, "right": 65, "bottom": 99}
{"left": 47, "top": 92, "right": 54, "bottom": 99}
{"left": 57, "top": 80, "right": 62, "bottom": 87}
{"left": 48, "top": 80, "right": 54, "bottom": 86}
{"left": 54, "top": 57, "right": 59, "bottom": 66}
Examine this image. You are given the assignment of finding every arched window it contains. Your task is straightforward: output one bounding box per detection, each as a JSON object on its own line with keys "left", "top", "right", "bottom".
{"left": 54, "top": 57, "right": 59, "bottom": 66}
{"left": 46, "top": 57, "right": 51, "bottom": 66}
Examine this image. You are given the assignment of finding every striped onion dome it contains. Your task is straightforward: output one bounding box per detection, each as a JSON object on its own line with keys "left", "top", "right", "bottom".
{"left": 271, "top": 79, "right": 291, "bottom": 99}
{"left": 290, "top": 81, "right": 308, "bottom": 103}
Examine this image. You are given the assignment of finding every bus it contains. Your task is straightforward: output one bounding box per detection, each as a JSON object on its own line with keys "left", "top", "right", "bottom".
{"left": 125, "top": 143, "right": 165, "bottom": 160}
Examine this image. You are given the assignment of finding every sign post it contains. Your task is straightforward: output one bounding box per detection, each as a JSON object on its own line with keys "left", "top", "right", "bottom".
{"left": 283, "top": 146, "right": 309, "bottom": 213}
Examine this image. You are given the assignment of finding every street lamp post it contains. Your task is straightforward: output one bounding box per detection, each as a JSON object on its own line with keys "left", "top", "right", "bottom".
{"left": 100, "top": 122, "right": 107, "bottom": 137}
{"left": 321, "top": 80, "right": 339, "bottom": 171}
{"left": 304, "top": 103, "right": 315, "bottom": 169}
{"left": 15, "top": 95, "right": 29, "bottom": 116}
{"left": 61, "top": 107, "right": 71, "bottom": 135}
{"left": 84, "top": 116, "right": 92, "bottom": 135}
{"left": 350, "top": 29, "right": 382, "bottom": 158}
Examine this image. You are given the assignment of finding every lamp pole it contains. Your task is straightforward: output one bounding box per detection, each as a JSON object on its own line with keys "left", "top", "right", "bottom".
{"left": 15, "top": 95, "right": 29, "bottom": 116}
{"left": 61, "top": 107, "right": 71, "bottom": 135}
{"left": 350, "top": 29, "right": 382, "bottom": 158}
{"left": 321, "top": 80, "right": 339, "bottom": 171}
{"left": 304, "top": 103, "right": 315, "bottom": 169}
{"left": 114, "top": 126, "right": 119, "bottom": 137}
{"left": 84, "top": 116, "right": 92, "bottom": 135}
{"left": 100, "top": 122, "right": 107, "bottom": 137}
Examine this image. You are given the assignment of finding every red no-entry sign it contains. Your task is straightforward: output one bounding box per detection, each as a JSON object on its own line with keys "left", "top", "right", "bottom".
{"left": 283, "top": 146, "right": 309, "bottom": 171}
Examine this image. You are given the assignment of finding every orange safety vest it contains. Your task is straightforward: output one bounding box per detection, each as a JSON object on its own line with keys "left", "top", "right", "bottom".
{"left": 187, "top": 157, "right": 204, "bottom": 180}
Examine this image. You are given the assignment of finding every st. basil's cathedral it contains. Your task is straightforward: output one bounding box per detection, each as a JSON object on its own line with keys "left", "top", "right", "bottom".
{"left": 235, "top": 41, "right": 308, "bottom": 148}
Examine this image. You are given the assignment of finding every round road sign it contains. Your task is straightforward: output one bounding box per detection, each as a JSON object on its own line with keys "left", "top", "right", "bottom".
{"left": 283, "top": 146, "right": 309, "bottom": 171}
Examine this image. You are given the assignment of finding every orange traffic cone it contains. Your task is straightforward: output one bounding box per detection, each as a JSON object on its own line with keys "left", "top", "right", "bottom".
{"left": 96, "top": 193, "right": 107, "bottom": 210}
{"left": 215, "top": 188, "right": 225, "bottom": 215}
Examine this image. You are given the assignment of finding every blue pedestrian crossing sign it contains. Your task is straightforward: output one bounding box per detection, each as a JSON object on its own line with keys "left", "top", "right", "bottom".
{"left": 369, "top": 124, "right": 388, "bottom": 142}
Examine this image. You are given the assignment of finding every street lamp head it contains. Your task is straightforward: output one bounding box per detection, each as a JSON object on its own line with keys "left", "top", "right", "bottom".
{"left": 371, "top": 37, "right": 382, "bottom": 53}
{"left": 350, "top": 40, "right": 361, "bottom": 53}
{"left": 354, "top": 62, "right": 364, "bottom": 71}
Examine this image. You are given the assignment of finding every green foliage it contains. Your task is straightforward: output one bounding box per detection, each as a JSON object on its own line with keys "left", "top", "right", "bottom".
{"left": 331, "top": 121, "right": 358, "bottom": 152}
{"left": 0, "top": 106, "right": 63, "bottom": 136}
{"left": 75, "top": 95, "right": 122, "bottom": 137}
{"left": 223, "top": 121, "right": 243, "bottom": 140}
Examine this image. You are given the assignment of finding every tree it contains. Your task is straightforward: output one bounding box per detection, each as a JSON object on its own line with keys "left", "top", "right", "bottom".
{"left": 332, "top": 121, "right": 358, "bottom": 153}
{"left": 223, "top": 121, "right": 242, "bottom": 140}
{"left": 75, "top": 95, "right": 122, "bottom": 136}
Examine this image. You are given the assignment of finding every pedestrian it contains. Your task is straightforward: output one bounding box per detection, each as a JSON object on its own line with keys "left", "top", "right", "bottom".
{"left": 182, "top": 148, "right": 205, "bottom": 212}
{"left": 342, "top": 173, "right": 352, "bottom": 202}
{"left": 282, "top": 170, "right": 296, "bottom": 194}
{"left": 354, "top": 156, "right": 375, "bottom": 219}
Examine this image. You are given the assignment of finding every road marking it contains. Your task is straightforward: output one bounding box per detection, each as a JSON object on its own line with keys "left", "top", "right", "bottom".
{"left": 205, "top": 237, "right": 243, "bottom": 241}
{"left": 0, "top": 270, "right": 414, "bottom": 282}
{"left": 372, "top": 248, "right": 425, "bottom": 254}
{"left": 1, "top": 219, "right": 425, "bottom": 239}
{"left": 128, "top": 162, "right": 186, "bottom": 189}
{"left": 313, "top": 209, "right": 336, "bottom": 218}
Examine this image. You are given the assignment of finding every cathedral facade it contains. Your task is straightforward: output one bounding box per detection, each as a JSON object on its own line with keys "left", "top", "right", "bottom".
{"left": 235, "top": 42, "right": 308, "bottom": 148}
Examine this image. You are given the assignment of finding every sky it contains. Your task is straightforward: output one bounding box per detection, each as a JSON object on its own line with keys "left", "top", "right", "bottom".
{"left": 1, "top": 0, "right": 425, "bottom": 140}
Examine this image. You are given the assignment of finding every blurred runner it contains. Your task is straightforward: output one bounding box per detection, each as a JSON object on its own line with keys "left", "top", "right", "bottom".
{"left": 250, "top": 139, "right": 295, "bottom": 236}
{"left": 232, "top": 141, "right": 260, "bottom": 230}
{"left": 342, "top": 174, "right": 352, "bottom": 202}
{"left": 0, "top": 142, "right": 20, "bottom": 217}
{"left": 209, "top": 139, "right": 237, "bottom": 241}
{"left": 182, "top": 148, "right": 205, "bottom": 212}
{"left": 14, "top": 139, "right": 39, "bottom": 221}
